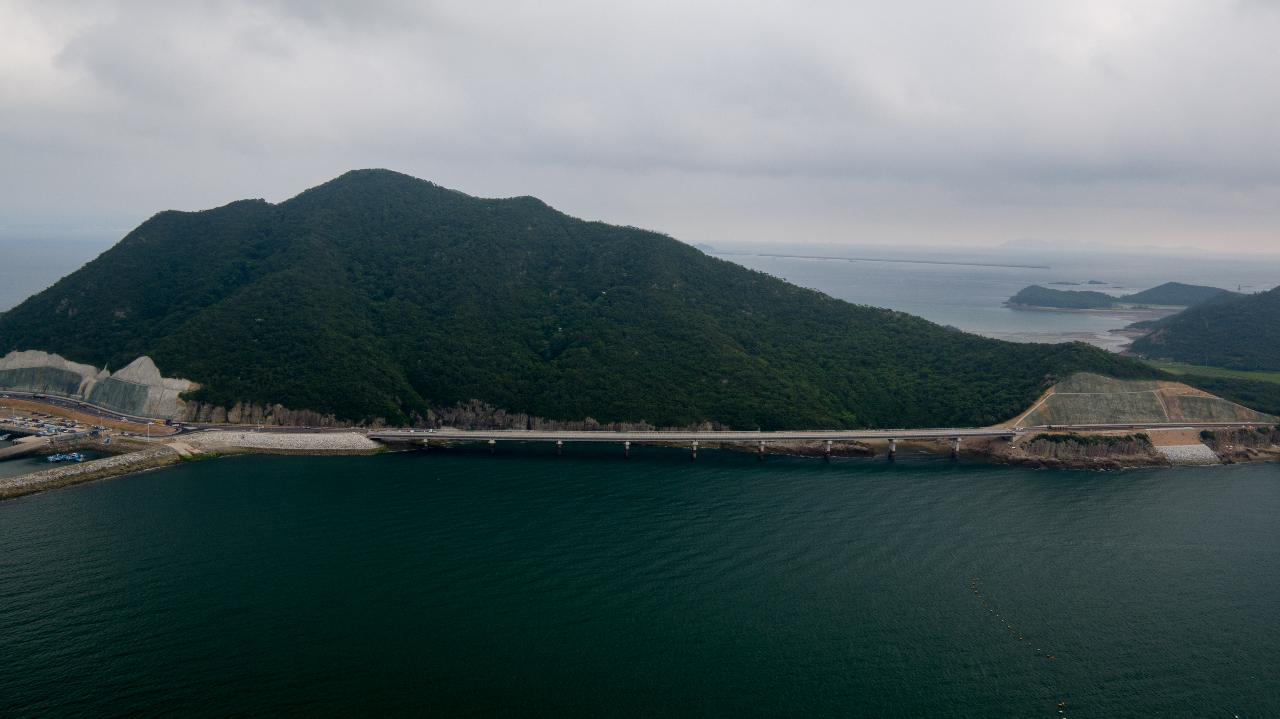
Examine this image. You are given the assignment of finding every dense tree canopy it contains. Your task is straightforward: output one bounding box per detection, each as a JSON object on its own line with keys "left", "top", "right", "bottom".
{"left": 1009, "top": 281, "right": 1234, "bottom": 311}
{"left": 1008, "top": 285, "right": 1116, "bottom": 309}
{"left": 0, "top": 169, "right": 1165, "bottom": 427}
{"left": 1122, "top": 282, "right": 1236, "bottom": 306}
{"left": 1131, "top": 287, "right": 1280, "bottom": 371}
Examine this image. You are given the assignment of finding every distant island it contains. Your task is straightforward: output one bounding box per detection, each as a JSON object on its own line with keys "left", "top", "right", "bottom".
{"left": 1008, "top": 285, "right": 1117, "bottom": 310}
{"left": 1007, "top": 281, "right": 1237, "bottom": 311}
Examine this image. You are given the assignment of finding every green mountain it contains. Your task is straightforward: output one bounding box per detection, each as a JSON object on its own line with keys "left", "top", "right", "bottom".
{"left": 1008, "top": 285, "right": 1116, "bottom": 309}
{"left": 1122, "top": 282, "right": 1236, "bottom": 306}
{"left": 1010, "top": 281, "right": 1236, "bottom": 311}
{"left": 0, "top": 169, "right": 1164, "bottom": 428}
{"left": 1130, "top": 287, "right": 1280, "bottom": 371}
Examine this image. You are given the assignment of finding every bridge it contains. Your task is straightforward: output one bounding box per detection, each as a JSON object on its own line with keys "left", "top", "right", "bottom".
{"left": 367, "top": 421, "right": 1270, "bottom": 459}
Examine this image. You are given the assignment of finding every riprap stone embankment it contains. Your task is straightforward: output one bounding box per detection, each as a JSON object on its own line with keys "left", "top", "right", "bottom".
{"left": 0, "top": 445, "right": 183, "bottom": 500}
{"left": 0, "top": 431, "right": 382, "bottom": 501}
{"left": 185, "top": 431, "right": 382, "bottom": 454}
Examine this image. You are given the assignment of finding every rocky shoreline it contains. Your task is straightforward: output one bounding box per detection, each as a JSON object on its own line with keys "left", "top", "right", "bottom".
{"left": 0, "top": 431, "right": 384, "bottom": 501}
{"left": 0, "top": 445, "right": 185, "bottom": 501}
{"left": 3, "top": 427, "right": 1276, "bottom": 502}
{"left": 967, "top": 427, "right": 1280, "bottom": 470}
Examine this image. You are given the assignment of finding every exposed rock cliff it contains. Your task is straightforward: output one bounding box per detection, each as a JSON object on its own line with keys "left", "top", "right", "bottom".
{"left": 0, "top": 350, "right": 197, "bottom": 419}
{"left": 1199, "top": 427, "right": 1280, "bottom": 463}
{"left": 982, "top": 432, "right": 1167, "bottom": 469}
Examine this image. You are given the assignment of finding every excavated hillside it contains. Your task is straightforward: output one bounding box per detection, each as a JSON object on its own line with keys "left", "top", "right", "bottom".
{"left": 1008, "top": 373, "right": 1276, "bottom": 427}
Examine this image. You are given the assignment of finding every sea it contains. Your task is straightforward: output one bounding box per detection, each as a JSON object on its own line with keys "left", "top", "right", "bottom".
{"left": 2, "top": 451, "right": 1278, "bottom": 717}
{"left": 713, "top": 243, "right": 1280, "bottom": 350}
{"left": 2, "top": 240, "right": 1279, "bottom": 716}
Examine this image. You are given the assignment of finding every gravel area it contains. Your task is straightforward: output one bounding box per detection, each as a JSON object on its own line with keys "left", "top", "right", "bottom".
{"left": 1154, "top": 444, "right": 1220, "bottom": 465}
{"left": 187, "top": 431, "right": 381, "bottom": 453}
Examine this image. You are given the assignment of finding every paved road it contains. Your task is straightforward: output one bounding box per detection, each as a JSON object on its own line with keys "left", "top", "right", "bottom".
{"left": 370, "top": 428, "right": 1014, "bottom": 443}
{"left": 3, "top": 390, "right": 1271, "bottom": 447}
{"left": 369, "top": 421, "right": 1272, "bottom": 445}
{"left": 0, "top": 390, "right": 159, "bottom": 426}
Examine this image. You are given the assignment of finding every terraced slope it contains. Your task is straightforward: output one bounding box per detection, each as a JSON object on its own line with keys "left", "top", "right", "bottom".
{"left": 1011, "top": 373, "right": 1276, "bottom": 427}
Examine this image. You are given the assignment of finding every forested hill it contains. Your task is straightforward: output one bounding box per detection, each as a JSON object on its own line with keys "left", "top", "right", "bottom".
{"left": 1009, "top": 281, "right": 1234, "bottom": 310}
{"left": 1008, "top": 285, "right": 1116, "bottom": 309}
{"left": 1130, "top": 287, "right": 1280, "bottom": 371}
{"left": 0, "top": 169, "right": 1160, "bottom": 428}
{"left": 1122, "top": 282, "right": 1236, "bottom": 306}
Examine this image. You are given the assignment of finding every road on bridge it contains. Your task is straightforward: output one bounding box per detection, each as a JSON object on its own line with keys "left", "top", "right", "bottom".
{"left": 368, "top": 421, "right": 1269, "bottom": 445}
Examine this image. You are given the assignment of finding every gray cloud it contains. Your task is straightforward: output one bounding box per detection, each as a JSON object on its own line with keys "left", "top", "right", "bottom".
{"left": 2, "top": 0, "right": 1279, "bottom": 250}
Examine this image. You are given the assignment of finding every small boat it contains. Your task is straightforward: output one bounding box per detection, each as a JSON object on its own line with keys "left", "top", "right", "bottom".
{"left": 46, "top": 452, "right": 85, "bottom": 463}
{"left": 0, "top": 434, "right": 10, "bottom": 441}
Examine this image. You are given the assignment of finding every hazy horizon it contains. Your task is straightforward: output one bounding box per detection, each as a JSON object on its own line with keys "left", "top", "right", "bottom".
{"left": 4, "top": 1, "right": 1279, "bottom": 252}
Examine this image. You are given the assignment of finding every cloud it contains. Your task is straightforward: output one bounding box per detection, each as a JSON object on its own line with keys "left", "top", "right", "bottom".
{"left": 2, "top": 0, "right": 1279, "bottom": 250}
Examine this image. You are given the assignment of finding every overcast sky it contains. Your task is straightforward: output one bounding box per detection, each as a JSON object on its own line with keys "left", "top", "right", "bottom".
{"left": 3, "top": 0, "right": 1279, "bottom": 251}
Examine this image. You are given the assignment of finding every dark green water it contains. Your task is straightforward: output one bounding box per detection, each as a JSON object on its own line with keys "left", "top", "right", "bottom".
{"left": 1, "top": 449, "right": 1277, "bottom": 717}
{"left": 0, "top": 449, "right": 106, "bottom": 480}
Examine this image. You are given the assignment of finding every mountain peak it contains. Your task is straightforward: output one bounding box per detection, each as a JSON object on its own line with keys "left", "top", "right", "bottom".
{"left": 0, "top": 174, "right": 1161, "bottom": 427}
{"left": 292, "top": 168, "right": 449, "bottom": 197}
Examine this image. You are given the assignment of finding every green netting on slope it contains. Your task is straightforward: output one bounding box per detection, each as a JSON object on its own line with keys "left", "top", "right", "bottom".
{"left": 1021, "top": 392, "right": 1168, "bottom": 426}
{"left": 0, "top": 367, "right": 84, "bottom": 396}
{"left": 87, "top": 378, "right": 151, "bottom": 416}
{"left": 1167, "top": 394, "right": 1274, "bottom": 423}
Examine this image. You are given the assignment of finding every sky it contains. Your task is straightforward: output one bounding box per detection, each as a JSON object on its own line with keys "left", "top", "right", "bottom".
{"left": 2, "top": 0, "right": 1279, "bottom": 252}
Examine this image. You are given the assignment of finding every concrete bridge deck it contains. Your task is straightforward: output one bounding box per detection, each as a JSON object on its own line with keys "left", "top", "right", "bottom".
{"left": 368, "top": 421, "right": 1269, "bottom": 445}
{"left": 369, "top": 428, "right": 1016, "bottom": 443}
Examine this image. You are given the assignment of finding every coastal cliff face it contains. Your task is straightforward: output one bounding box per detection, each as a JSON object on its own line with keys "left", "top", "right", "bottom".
{"left": 981, "top": 433, "right": 1166, "bottom": 469}
{"left": 177, "top": 397, "right": 730, "bottom": 432}
{"left": 180, "top": 401, "right": 347, "bottom": 428}
{"left": 0, "top": 350, "right": 197, "bottom": 419}
{"left": 1199, "top": 427, "right": 1280, "bottom": 463}
{"left": 975, "top": 426, "right": 1280, "bottom": 469}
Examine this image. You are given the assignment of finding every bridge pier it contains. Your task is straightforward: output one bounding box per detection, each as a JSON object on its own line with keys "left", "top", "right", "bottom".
{"left": 951, "top": 437, "right": 961, "bottom": 459}
{"left": 488, "top": 438, "right": 496, "bottom": 455}
{"left": 624, "top": 440, "right": 631, "bottom": 458}
{"left": 556, "top": 440, "right": 563, "bottom": 456}
{"left": 824, "top": 439, "right": 833, "bottom": 461}
{"left": 758, "top": 440, "right": 766, "bottom": 460}
{"left": 691, "top": 440, "right": 698, "bottom": 461}
{"left": 888, "top": 438, "right": 897, "bottom": 461}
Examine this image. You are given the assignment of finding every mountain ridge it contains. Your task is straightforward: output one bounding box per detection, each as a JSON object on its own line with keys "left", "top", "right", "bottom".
{"left": 1009, "top": 281, "right": 1236, "bottom": 311}
{"left": 1130, "top": 287, "right": 1280, "bottom": 371}
{"left": 0, "top": 169, "right": 1177, "bottom": 428}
